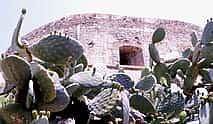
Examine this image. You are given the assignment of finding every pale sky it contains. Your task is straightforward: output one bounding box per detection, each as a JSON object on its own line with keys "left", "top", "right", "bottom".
{"left": 0, "top": 0, "right": 212, "bottom": 53}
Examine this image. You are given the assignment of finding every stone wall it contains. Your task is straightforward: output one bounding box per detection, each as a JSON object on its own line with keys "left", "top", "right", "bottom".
{"left": 22, "top": 13, "right": 203, "bottom": 80}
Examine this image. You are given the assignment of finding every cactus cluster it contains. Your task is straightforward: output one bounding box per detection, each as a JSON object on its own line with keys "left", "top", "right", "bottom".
{"left": 0, "top": 8, "right": 213, "bottom": 124}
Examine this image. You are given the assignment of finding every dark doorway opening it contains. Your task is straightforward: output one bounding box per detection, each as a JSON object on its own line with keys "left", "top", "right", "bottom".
{"left": 119, "top": 46, "right": 144, "bottom": 66}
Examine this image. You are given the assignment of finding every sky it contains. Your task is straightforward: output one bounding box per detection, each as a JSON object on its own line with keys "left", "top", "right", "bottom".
{"left": 0, "top": 0, "right": 212, "bottom": 53}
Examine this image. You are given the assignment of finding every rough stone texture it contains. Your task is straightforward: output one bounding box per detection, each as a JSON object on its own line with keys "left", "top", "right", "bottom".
{"left": 21, "top": 13, "right": 203, "bottom": 80}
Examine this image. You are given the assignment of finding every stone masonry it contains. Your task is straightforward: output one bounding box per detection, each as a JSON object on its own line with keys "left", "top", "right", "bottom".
{"left": 22, "top": 13, "right": 203, "bottom": 80}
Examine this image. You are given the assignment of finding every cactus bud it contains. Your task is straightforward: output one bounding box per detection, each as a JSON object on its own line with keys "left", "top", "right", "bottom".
{"left": 39, "top": 110, "right": 46, "bottom": 116}
{"left": 22, "top": 8, "right": 26, "bottom": 14}
{"left": 179, "top": 111, "right": 187, "bottom": 123}
{"left": 46, "top": 111, "right": 51, "bottom": 118}
{"left": 32, "top": 110, "right": 38, "bottom": 119}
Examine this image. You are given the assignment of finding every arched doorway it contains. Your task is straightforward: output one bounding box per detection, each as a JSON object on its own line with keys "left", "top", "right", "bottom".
{"left": 119, "top": 46, "right": 144, "bottom": 66}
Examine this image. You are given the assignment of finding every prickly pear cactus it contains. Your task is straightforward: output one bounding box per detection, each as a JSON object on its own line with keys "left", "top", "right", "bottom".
{"left": 182, "top": 48, "right": 192, "bottom": 58}
{"left": 6, "top": 8, "right": 27, "bottom": 56}
{"left": 76, "top": 54, "right": 88, "bottom": 70}
{"left": 31, "top": 33, "right": 84, "bottom": 65}
{"left": 130, "top": 94, "right": 155, "bottom": 114}
{"left": 1, "top": 55, "right": 31, "bottom": 89}
{"left": 0, "top": 103, "right": 32, "bottom": 124}
{"left": 149, "top": 44, "right": 160, "bottom": 63}
{"left": 153, "top": 63, "right": 169, "bottom": 83}
{"left": 1, "top": 55, "right": 31, "bottom": 104}
{"left": 30, "top": 62, "right": 56, "bottom": 103}
{"left": 201, "top": 43, "right": 213, "bottom": 59}
{"left": 88, "top": 88, "right": 121, "bottom": 116}
{"left": 135, "top": 74, "right": 156, "bottom": 91}
{"left": 169, "top": 58, "right": 190, "bottom": 78}
{"left": 152, "top": 28, "right": 166, "bottom": 44}
{"left": 107, "top": 73, "right": 134, "bottom": 89}
{"left": 67, "top": 71, "right": 103, "bottom": 87}
{"left": 37, "top": 83, "right": 70, "bottom": 112}
{"left": 201, "top": 18, "right": 213, "bottom": 44}
{"left": 191, "top": 32, "right": 198, "bottom": 47}
{"left": 65, "top": 71, "right": 104, "bottom": 98}
{"left": 157, "top": 92, "right": 184, "bottom": 115}
{"left": 199, "top": 69, "right": 212, "bottom": 83}
{"left": 140, "top": 67, "right": 151, "bottom": 78}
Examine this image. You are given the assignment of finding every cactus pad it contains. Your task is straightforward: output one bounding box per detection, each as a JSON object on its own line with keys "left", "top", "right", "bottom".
{"left": 140, "top": 67, "right": 151, "bottom": 78}
{"left": 199, "top": 58, "right": 213, "bottom": 69}
{"left": 192, "top": 42, "right": 201, "bottom": 64}
{"left": 1, "top": 55, "right": 31, "bottom": 89}
{"left": 65, "top": 71, "right": 103, "bottom": 97}
{"left": 130, "top": 94, "right": 155, "bottom": 113}
{"left": 199, "top": 69, "right": 212, "bottom": 83}
{"left": 30, "top": 63, "right": 56, "bottom": 103}
{"left": 88, "top": 88, "right": 121, "bottom": 116}
{"left": 152, "top": 28, "right": 166, "bottom": 43}
{"left": 149, "top": 44, "right": 160, "bottom": 63}
{"left": 201, "top": 18, "right": 213, "bottom": 44}
{"left": 106, "top": 73, "right": 134, "bottom": 89}
{"left": 135, "top": 74, "right": 156, "bottom": 91}
{"left": 201, "top": 44, "right": 213, "bottom": 59}
{"left": 76, "top": 54, "right": 88, "bottom": 70}
{"left": 31, "top": 34, "right": 84, "bottom": 65}
{"left": 169, "top": 58, "right": 190, "bottom": 78}
{"left": 68, "top": 71, "right": 103, "bottom": 87}
{"left": 191, "top": 32, "right": 198, "bottom": 47}
{"left": 153, "top": 63, "right": 169, "bottom": 82}
{"left": 184, "top": 65, "right": 199, "bottom": 92}
{"left": 157, "top": 92, "right": 184, "bottom": 115}
{"left": 182, "top": 48, "right": 192, "bottom": 58}
{"left": 37, "top": 83, "right": 70, "bottom": 112}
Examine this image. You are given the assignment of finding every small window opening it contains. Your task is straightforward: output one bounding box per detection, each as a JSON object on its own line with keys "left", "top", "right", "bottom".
{"left": 119, "top": 46, "right": 144, "bottom": 66}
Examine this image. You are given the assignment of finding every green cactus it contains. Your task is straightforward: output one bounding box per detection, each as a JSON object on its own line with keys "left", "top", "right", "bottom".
{"left": 182, "top": 48, "right": 192, "bottom": 58}
{"left": 199, "top": 58, "right": 213, "bottom": 69}
{"left": 0, "top": 103, "right": 32, "bottom": 124}
{"left": 157, "top": 92, "right": 184, "bottom": 116}
{"left": 130, "top": 94, "right": 155, "bottom": 114}
{"left": 77, "top": 54, "right": 88, "bottom": 70}
{"left": 1, "top": 55, "right": 31, "bottom": 89}
{"left": 152, "top": 28, "right": 166, "bottom": 44}
{"left": 1, "top": 55, "right": 31, "bottom": 104}
{"left": 199, "top": 69, "right": 212, "bottom": 83}
{"left": 25, "top": 80, "right": 35, "bottom": 109}
{"left": 135, "top": 74, "right": 156, "bottom": 91}
{"left": 65, "top": 71, "right": 103, "bottom": 98}
{"left": 191, "top": 32, "right": 198, "bottom": 47}
{"left": 30, "top": 63, "right": 56, "bottom": 103}
{"left": 149, "top": 28, "right": 165, "bottom": 67}
{"left": 201, "top": 18, "right": 213, "bottom": 45}
{"left": 183, "top": 65, "right": 199, "bottom": 92}
{"left": 88, "top": 88, "right": 121, "bottom": 116}
{"left": 74, "top": 63, "right": 84, "bottom": 73}
{"left": 149, "top": 44, "right": 160, "bottom": 63}
{"left": 30, "top": 33, "right": 84, "bottom": 65}
{"left": 37, "top": 83, "right": 70, "bottom": 112}
{"left": 140, "top": 67, "right": 151, "bottom": 78}
{"left": 169, "top": 58, "right": 190, "bottom": 78}
{"left": 8, "top": 8, "right": 27, "bottom": 55}
{"left": 153, "top": 63, "right": 169, "bottom": 83}
{"left": 201, "top": 44, "right": 213, "bottom": 59}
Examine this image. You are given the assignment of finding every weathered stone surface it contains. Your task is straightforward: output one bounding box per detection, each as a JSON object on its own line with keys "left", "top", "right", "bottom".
{"left": 21, "top": 13, "right": 203, "bottom": 79}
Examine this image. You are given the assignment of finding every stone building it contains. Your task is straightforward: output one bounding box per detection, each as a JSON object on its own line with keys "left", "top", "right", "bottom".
{"left": 22, "top": 13, "right": 203, "bottom": 80}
